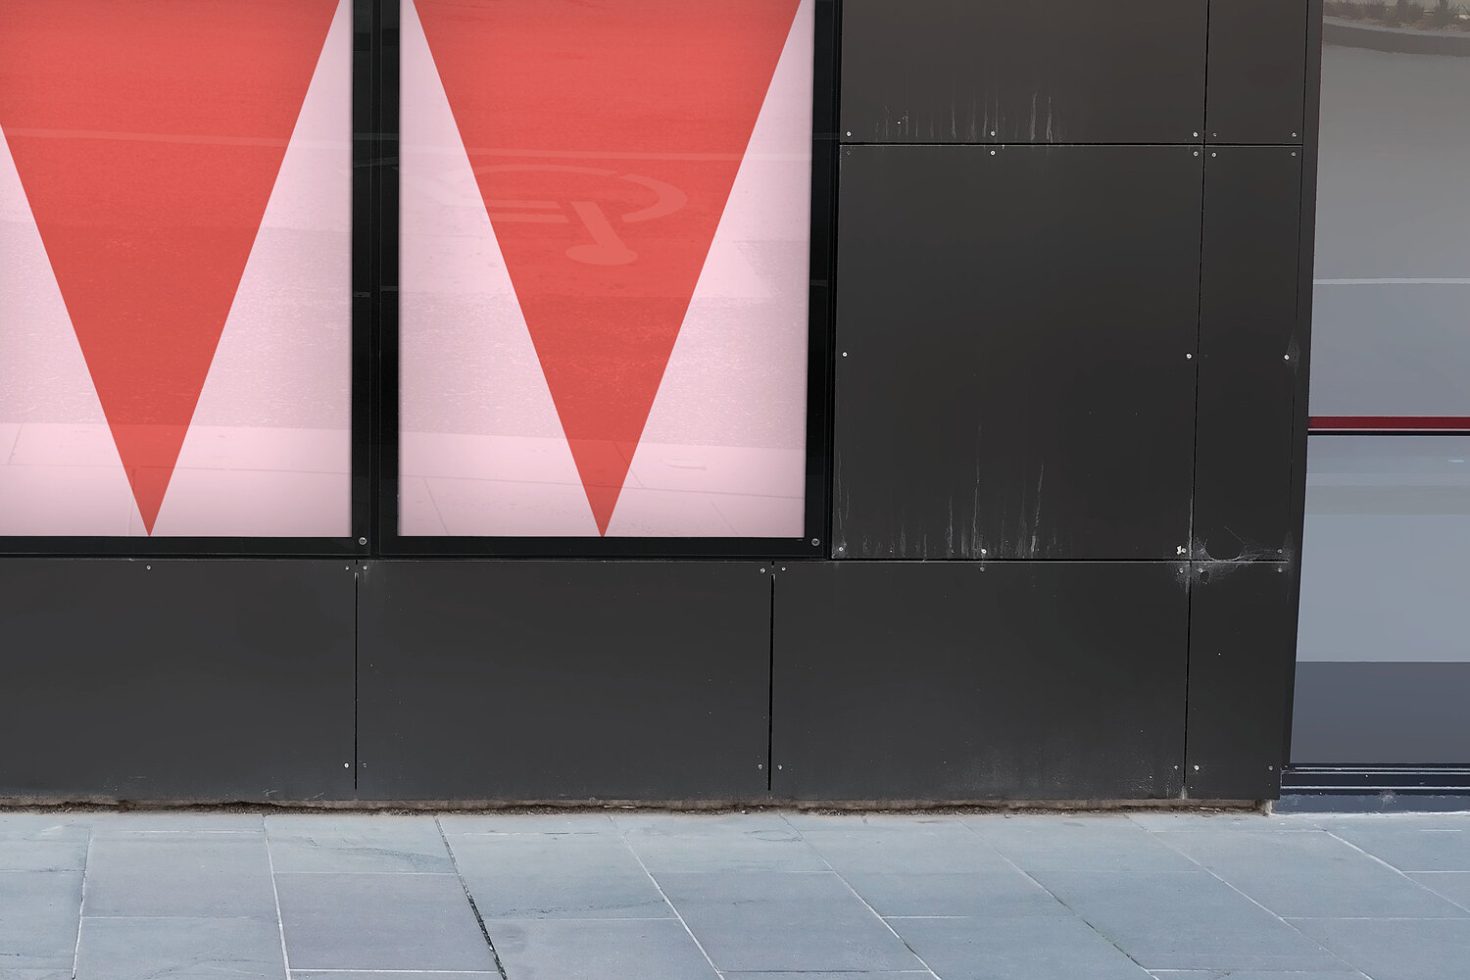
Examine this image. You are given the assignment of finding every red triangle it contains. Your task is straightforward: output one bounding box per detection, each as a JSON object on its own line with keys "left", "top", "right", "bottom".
{"left": 0, "top": 0, "right": 339, "bottom": 532}
{"left": 415, "top": 0, "right": 802, "bottom": 534}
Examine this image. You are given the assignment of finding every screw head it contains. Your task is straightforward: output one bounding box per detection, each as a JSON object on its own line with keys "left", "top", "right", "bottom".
{"left": 357, "top": 536, "right": 368, "bottom": 545}
{"left": 811, "top": 538, "right": 821, "bottom": 547}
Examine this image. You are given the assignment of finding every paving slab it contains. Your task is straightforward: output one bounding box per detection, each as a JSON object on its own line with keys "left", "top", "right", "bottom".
{"left": 486, "top": 918, "right": 719, "bottom": 980}
{"left": 968, "top": 814, "right": 1199, "bottom": 873}
{"left": 1156, "top": 828, "right": 1466, "bottom": 917}
{"left": 1037, "top": 870, "right": 1344, "bottom": 972}
{"left": 448, "top": 831, "right": 671, "bottom": 919}
{"left": 840, "top": 869, "right": 1066, "bottom": 918}
{"left": 438, "top": 812, "right": 616, "bottom": 835}
{"left": 1411, "top": 870, "right": 1470, "bottom": 911}
{"left": 265, "top": 814, "right": 453, "bottom": 873}
{"left": 622, "top": 820, "right": 826, "bottom": 873}
{"left": 1288, "top": 916, "right": 1470, "bottom": 980}
{"left": 73, "top": 916, "right": 284, "bottom": 980}
{"left": 801, "top": 825, "right": 1012, "bottom": 875}
{"left": 653, "top": 870, "right": 923, "bottom": 973}
{"left": 1325, "top": 822, "right": 1470, "bottom": 873}
{"left": 83, "top": 831, "right": 276, "bottom": 918}
{"left": 274, "top": 871, "right": 492, "bottom": 972}
{"left": 892, "top": 912, "right": 1153, "bottom": 980}
{"left": 0, "top": 871, "right": 82, "bottom": 972}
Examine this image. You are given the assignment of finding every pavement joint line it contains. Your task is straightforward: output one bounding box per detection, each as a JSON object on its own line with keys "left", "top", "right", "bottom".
{"left": 264, "top": 818, "right": 295, "bottom": 980}
{"left": 954, "top": 816, "right": 1155, "bottom": 974}
{"left": 613, "top": 821, "right": 724, "bottom": 979}
{"left": 1322, "top": 829, "right": 1470, "bottom": 916}
{"left": 435, "top": 816, "right": 510, "bottom": 980}
{"left": 797, "top": 827, "right": 943, "bottom": 980}
{"left": 1147, "top": 827, "right": 1365, "bottom": 975}
{"left": 70, "top": 825, "right": 93, "bottom": 979}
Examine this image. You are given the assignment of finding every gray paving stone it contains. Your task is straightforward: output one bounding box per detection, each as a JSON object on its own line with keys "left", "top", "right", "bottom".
{"left": 800, "top": 825, "right": 1011, "bottom": 875}
{"left": 0, "top": 817, "right": 89, "bottom": 871}
{"left": 1412, "top": 871, "right": 1470, "bottom": 911}
{"left": 840, "top": 869, "right": 1066, "bottom": 917}
{"left": 74, "top": 916, "right": 284, "bottom": 980}
{"left": 0, "top": 815, "right": 90, "bottom": 841}
{"left": 0, "top": 838, "right": 87, "bottom": 872}
{"left": 622, "top": 820, "right": 826, "bottom": 873}
{"left": 654, "top": 871, "right": 922, "bottom": 973}
{"left": 968, "top": 814, "right": 1198, "bottom": 873}
{"left": 614, "top": 812, "right": 797, "bottom": 837}
{"left": 486, "top": 918, "right": 719, "bottom": 980}
{"left": 0, "top": 871, "right": 81, "bottom": 971}
{"left": 265, "top": 814, "right": 452, "bottom": 873}
{"left": 274, "top": 871, "right": 493, "bottom": 972}
{"left": 1157, "top": 828, "right": 1466, "bottom": 917}
{"left": 74, "top": 916, "right": 283, "bottom": 980}
{"left": 448, "top": 832, "right": 671, "bottom": 918}
{"left": 892, "top": 912, "right": 1153, "bottom": 980}
{"left": 1289, "top": 916, "right": 1470, "bottom": 980}
{"left": 87, "top": 812, "right": 265, "bottom": 833}
{"left": 1147, "top": 972, "right": 1367, "bottom": 980}
{"left": 0, "top": 969, "right": 75, "bottom": 980}
{"left": 722, "top": 974, "right": 931, "bottom": 979}
{"left": 1326, "top": 822, "right": 1470, "bottom": 873}
{"left": 293, "top": 974, "right": 498, "bottom": 979}
{"left": 438, "top": 812, "right": 616, "bottom": 835}
{"left": 83, "top": 831, "right": 276, "bottom": 918}
{"left": 1127, "top": 812, "right": 1321, "bottom": 833}
{"left": 1037, "top": 870, "right": 1343, "bottom": 972}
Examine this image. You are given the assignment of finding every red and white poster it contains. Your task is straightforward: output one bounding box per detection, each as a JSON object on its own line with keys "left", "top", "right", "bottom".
{"left": 400, "top": 0, "right": 814, "bottom": 538}
{"left": 0, "top": 0, "right": 352, "bottom": 537}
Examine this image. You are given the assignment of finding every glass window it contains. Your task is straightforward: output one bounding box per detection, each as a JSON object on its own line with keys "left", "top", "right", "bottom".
{"left": 0, "top": 0, "right": 353, "bottom": 537}
{"left": 398, "top": 0, "right": 814, "bottom": 538}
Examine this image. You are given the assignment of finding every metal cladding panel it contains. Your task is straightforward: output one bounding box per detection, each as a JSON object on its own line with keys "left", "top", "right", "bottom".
{"left": 357, "top": 560, "right": 771, "bottom": 801}
{"left": 833, "top": 144, "right": 1201, "bottom": 560}
{"left": 840, "top": 0, "right": 1206, "bottom": 144}
{"left": 1186, "top": 562, "right": 1295, "bottom": 800}
{"left": 1205, "top": 0, "right": 1309, "bottom": 145}
{"left": 1194, "top": 147, "right": 1304, "bottom": 561}
{"left": 771, "top": 561, "right": 1189, "bottom": 802}
{"left": 0, "top": 559, "right": 355, "bottom": 802}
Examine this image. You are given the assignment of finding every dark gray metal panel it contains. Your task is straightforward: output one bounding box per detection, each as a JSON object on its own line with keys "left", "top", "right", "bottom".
{"left": 840, "top": 0, "right": 1206, "bottom": 144}
{"left": 1292, "top": 663, "right": 1470, "bottom": 766}
{"left": 1206, "top": 0, "right": 1309, "bottom": 144}
{"left": 0, "top": 559, "right": 355, "bottom": 802}
{"left": 1194, "top": 147, "right": 1304, "bottom": 561}
{"left": 357, "top": 561, "right": 771, "bottom": 801}
{"left": 1186, "top": 562, "right": 1294, "bottom": 800}
{"left": 771, "top": 561, "right": 1189, "bottom": 801}
{"left": 833, "top": 145, "right": 1201, "bottom": 560}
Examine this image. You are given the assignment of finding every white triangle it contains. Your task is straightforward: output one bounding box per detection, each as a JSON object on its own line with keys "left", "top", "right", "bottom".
{"left": 399, "top": 0, "right": 598, "bottom": 537}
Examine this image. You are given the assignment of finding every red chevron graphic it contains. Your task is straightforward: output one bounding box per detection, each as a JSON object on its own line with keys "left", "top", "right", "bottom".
{"left": 0, "top": 0, "right": 338, "bottom": 531}
{"left": 415, "top": 0, "right": 801, "bottom": 534}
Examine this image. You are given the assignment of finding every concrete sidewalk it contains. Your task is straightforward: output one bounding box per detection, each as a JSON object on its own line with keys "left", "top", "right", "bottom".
{"left": 1, "top": 809, "right": 1467, "bottom": 980}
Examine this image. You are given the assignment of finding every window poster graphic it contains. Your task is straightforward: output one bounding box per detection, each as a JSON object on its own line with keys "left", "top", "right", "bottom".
{"left": 401, "top": 0, "right": 814, "bottom": 537}
{"left": 0, "top": 0, "right": 352, "bottom": 537}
